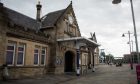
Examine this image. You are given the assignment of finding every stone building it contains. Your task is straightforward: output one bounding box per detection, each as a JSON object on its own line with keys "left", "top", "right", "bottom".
{"left": 0, "top": 1, "right": 99, "bottom": 79}
{"left": 123, "top": 54, "right": 131, "bottom": 63}
{"left": 123, "top": 52, "right": 140, "bottom": 63}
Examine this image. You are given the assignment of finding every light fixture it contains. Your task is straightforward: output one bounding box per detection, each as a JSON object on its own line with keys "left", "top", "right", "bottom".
{"left": 122, "top": 34, "right": 125, "bottom": 37}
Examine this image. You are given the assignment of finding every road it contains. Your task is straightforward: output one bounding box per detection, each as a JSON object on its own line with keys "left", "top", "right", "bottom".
{"left": 0, "top": 64, "right": 137, "bottom": 84}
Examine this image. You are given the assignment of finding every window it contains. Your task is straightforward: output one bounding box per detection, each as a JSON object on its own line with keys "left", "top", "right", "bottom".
{"left": 34, "top": 48, "right": 39, "bottom": 65}
{"left": 41, "top": 47, "right": 46, "bottom": 65}
{"left": 6, "top": 43, "right": 16, "bottom": 65}
{"left": 34, "top": 46, "right": 47, "bottom": 66}
{"left": 66, "top": 22, "right": 70, "bottom": 32}
{"left": 68, "top": 15, "right": 73, "bottom": 24}
{"left": 17, "top": 44, "right": 25, "bottom": 65}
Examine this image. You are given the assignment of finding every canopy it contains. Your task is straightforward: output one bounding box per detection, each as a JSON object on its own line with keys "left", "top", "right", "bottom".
{"left": 57, "top": 37, "right": 100, "bottom": 47}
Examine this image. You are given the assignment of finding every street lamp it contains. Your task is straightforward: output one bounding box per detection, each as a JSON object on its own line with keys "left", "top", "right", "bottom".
{"left": 112, "top": 0, "right": 140, "bottom": 63}
{"left": 122, "top": 31, "right": 133, "bottom": 70}
{"left": 112, "top": 0, "right": 121, "bottom": 4}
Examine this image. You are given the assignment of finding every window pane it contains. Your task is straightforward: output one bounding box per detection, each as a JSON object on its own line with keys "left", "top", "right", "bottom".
{"left": 6, "top": 51, "right": 14, "bottom": 64}
{"left": 34, "top": 54, "right": 38, "bottom": 64}
{"left": 41, "top": 55, "right": 45, "bottom": 65}
{"left": 7, "top": 46, "right": 14, "bottom": 50}
{"left": 17, "top": 44, "right": 25, "bottom": 65}
{"left": 42, "top": 50, "right": 45, "bottom": 54}
{"left": 18, "top": 47, "right": 24, "bottom": 51}
{"left": 17, "top": 53, "right": 23, "bottom": 64}
{"left": 34, "top": 49, "right": 38, "bottom": 53}
{"left": 41, "top": 48, "right": 46, "bottom": 65}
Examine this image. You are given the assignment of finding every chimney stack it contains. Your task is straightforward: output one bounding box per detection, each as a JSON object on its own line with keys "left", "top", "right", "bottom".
{"left": 36, "top": 1, "right": 42, "bottom": 21}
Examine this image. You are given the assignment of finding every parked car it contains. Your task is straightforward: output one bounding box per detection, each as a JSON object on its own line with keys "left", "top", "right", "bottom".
{"left": 116, "top": 62, "right": 122, "bottom": 67}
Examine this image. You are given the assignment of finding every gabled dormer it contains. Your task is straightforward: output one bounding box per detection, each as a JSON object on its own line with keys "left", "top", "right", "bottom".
{"left": 63, "top": 7, "right": 80, "bottom": 38}
{"left": 41, "top": 1, "right": 81, "bottom": 39}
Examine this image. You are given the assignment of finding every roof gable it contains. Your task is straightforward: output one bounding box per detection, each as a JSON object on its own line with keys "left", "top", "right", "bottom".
{"left": 89, "top": 32, "right": 97, "bottom": 42}
{"left": 41, "top": 2, "right": 79, "bottom": 28}
{"left": 41, "top": 2, "right": 81, "bottom": 36}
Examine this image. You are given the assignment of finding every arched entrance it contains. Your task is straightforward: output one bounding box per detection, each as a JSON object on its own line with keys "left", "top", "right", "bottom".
{"left": 64, "top": 51, "right": 75, "bottom": 72}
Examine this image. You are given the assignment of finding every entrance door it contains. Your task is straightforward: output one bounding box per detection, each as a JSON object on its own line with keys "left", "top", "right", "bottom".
{"left": 64, "top": 51, "right": 74, "bottom": 72}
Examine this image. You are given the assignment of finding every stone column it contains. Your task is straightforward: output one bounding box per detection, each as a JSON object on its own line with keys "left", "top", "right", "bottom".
{"left": 76, "top": 49, "right": 80, "bottom": 76}
{"left": 76, "top": 42, "right": 86, "bottom": 76}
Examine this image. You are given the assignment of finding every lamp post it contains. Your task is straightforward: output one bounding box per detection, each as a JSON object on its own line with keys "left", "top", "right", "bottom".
{"left": 122, "top": 31, "right": 133, "bottom": 70}
{"left": 131, "top": 40, "right": 134, "bottom": 52}
{"left": 131, "top": 40, "right": 134, "bottom": 63}
{"left": 112, "top": 0, "right": 140, "bottom": 63}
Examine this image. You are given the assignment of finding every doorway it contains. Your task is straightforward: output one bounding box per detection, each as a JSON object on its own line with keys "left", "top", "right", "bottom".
{"left": 64, "top": 51, "right": 75, "bottom": 72}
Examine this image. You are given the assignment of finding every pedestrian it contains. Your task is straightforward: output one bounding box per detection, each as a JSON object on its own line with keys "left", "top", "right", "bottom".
{"left": 2, "top": 64, "right": 9, "bottom": 81}
{"left": 107, "top": 61, "right": 110, "bottom": 65}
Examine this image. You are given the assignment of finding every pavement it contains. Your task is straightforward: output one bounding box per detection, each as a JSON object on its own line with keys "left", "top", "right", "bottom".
{"left": 60, "top": 64, "right": 137, "bottom": 84}
{"left": 0, "top": 64, "right": 137, "bottom": 84}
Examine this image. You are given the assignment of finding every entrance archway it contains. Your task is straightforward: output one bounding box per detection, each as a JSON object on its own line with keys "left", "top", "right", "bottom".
{"left": 64, "top": 51, "right": 75, "bottom": 72}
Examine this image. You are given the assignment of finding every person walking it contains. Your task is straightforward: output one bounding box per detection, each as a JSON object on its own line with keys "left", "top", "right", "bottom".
{"left": 2, "top": 64, "right": 9, "bottom": 81}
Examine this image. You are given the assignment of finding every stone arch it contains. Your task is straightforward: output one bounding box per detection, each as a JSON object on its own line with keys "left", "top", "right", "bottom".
{"left": 64, "top": 51, "right": 75, "bottom": 72}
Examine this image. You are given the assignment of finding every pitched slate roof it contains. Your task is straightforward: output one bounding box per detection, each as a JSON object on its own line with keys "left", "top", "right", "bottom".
{"left": 41, "top": 9, "right": 66, "bottom": 28}
{"left": 4, "top": 7, "right": 39, "bottom": 30}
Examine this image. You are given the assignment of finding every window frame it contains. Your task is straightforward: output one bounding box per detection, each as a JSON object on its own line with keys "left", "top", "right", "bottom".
{"left": 16, "top": 44, "right": 25, "bottom": 66}
{"left": 6, "top": 43, "right": 16, "bottom": 66}
{"left": 34, "top": 48, "right": 40, "bottom": 66}
{"left": 40, "top": 47, "right": 47, "bottom": 66}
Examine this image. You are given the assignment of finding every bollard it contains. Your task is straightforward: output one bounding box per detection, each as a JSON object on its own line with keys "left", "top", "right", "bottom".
{"left": 76, "top": 68, "right": 80, "bottom": 76}
{"left": 92, "top": 67, "right": 95, "bottom": 72}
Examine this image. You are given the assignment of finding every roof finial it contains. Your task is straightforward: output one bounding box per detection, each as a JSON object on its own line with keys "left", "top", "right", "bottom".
{"left": 38, "top": 0, "right": 40, "bottom": 5}
{"left": 70, "top": 0, "right": 72, "bottom": 4}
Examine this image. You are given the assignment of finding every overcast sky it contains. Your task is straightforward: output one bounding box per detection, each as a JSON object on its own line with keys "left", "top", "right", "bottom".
{"left": 2, "top": 0, "right": 140, "bottom": 57}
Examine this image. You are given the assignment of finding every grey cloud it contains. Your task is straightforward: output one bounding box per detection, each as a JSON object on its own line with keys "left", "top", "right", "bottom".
{"left": 2, "top": 0, "right": 140, "bottom": 57}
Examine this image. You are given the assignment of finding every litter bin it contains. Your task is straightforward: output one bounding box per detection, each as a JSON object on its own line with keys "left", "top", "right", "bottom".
{"left": 136, "top": 65, "right": 140, "bottom": 84}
